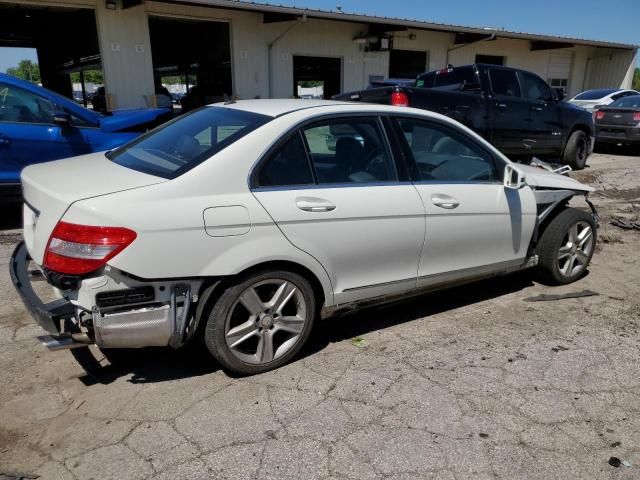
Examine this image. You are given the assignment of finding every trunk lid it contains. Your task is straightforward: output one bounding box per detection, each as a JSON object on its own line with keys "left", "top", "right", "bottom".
{"left": 21, "top": 152, "right": 165, "bottom": 264}
{"left": 596, "top": 108, "right": 639, "bottom": 126}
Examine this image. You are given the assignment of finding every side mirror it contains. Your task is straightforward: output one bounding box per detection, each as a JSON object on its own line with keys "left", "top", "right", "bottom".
{"left": 53, "top": 112, "right": 72, "bottom": 127}
{"left": 553, "top": 87, "right": 566, "bottom": 101}
{"left": 504, "top": 164, "right": 526, "bottom": 189}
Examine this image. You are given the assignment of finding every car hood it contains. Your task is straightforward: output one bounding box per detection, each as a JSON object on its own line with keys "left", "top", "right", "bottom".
{"left": 99, "top": 107, "right": 171, "bottom": 132}
{"left": 517, "top": 164, "right": 594, "bottom": 192}
{"left": 21, "top": 152, "right": 166, "bottom": 264}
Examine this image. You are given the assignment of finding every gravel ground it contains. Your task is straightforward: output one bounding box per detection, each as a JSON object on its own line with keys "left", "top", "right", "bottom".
{"left": 0, "top": 151, "right": 639, "bottom": 480}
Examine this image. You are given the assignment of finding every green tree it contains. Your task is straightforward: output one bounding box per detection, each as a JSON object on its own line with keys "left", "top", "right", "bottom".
{"left": 70, "top": 70, "right": 103, "bottom": 85}
{"left": 6, "top": 59, "right": 40, "bottom": 83}
{"left": 633, "top": 68, "right": 640, "bottom": 90}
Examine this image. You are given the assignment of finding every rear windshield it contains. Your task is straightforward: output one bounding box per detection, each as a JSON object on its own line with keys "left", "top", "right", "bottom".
{"left": 107, "top": 107, "right": 272, "bottom": 179}
{"left": 610, "top": 96, "right": 640, "bottom": 108}
{"left": 417, "top": 67, "right": 477, "bottom": 89}
{"left": 574, "top": 89, "right": 617, "bottom": 100}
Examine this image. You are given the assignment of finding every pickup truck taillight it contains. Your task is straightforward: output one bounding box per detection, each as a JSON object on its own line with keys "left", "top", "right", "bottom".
{"left": 44, "top": 222, "right": 137, "bottom": 275}
{"left": 391, "top": 91, "right": 409, "bottom": 107}
{"left": 595, "top": 110, "right": 605, "bottom": 120}
{"left": 634, "top": 112, "right": 640, "bottom": 122}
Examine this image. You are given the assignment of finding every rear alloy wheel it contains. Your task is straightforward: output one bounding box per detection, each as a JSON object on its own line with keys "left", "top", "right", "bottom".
{"left": 563, "top": 130, "right": 589, "bottom": 170}
{"left": 204, "top": 270, "right": 316, "bottom": 375}
{"left": 537, "top": 208, "right": 596, "bottom": 285}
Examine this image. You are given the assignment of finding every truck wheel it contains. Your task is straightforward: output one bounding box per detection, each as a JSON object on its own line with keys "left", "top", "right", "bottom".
{"left": 563, "top": 130, "right": 589, "bottom": 170}
{"left": 204, "top": 270, "right": 316, "bottom": 375}
{"left": 537, "top": 208, "right": 596, "bottom": 285}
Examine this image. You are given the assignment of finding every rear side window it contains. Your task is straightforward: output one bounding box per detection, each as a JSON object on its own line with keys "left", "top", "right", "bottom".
{"left": 302, "top": 118, "right": 397, "bottom": 184}
{"left": 108, "top": 107, "right": 271, "bottom": 179}
{"left": 489, "top": 69, "right": 521, "bottom": 98}
{"left": 394, "top": 117, "right": 499, "bottom": 182}
{"left": 257, "top": 133, "right": 314, "bottom": 187}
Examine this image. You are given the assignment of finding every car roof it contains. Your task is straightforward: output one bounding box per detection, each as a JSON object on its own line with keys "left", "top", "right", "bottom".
{"left": 208, "top": 99, "right": 364, "bottom": 117}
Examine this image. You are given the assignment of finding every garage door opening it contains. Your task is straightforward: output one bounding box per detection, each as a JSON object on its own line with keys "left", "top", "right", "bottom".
{"left": 389, "top": 50, "right": 428, "bottom": 79}
{"left": 148, "top": 16, "right": 232, "bottom": 113}
{"left": 293, "top": 56, "right": 341, "bottom": 99}
{"left": 0, "top": 3, "right": 102, "bottom": 103}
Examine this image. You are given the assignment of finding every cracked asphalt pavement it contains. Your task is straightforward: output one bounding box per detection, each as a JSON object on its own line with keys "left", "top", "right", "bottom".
{"left": 1, "top": 151, "right": 639, "bottom": 480}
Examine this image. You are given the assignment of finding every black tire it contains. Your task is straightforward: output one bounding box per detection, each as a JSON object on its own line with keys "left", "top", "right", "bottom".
{"left": 204, "top": 270, "right": 316, "bottom": 375}
{"left": 537, "top": 208, "right": 597, "bottom": 285}
{"left": 563, "top": 130, "right": 589, "bottom": 170}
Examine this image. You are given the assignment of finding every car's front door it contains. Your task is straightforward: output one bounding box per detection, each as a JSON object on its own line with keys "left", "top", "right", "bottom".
{"left": 485, "top": 67, "right": 537, "bottom": 154}
{"left": 0, "top": 82, "right": 93, "bottom": 184}
{"left": 518, "top": 71, "right": 564, "bottom": 153}
{"left": 251, "top": 115, "right": 425, "bottom": 304}
{"left": 390, "top": 116, "right": 537, "bottom": 288}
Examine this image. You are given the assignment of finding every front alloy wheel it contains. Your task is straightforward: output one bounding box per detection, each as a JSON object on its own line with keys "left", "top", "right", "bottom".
{"left": 537, "top": 207, "right": 597, "bottom": 285}
{"left": 205, "top": 270, "right": 316, "bottom": 375}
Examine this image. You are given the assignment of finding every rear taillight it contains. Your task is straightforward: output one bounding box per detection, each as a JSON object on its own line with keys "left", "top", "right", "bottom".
{"left": 44, "top": 222, "right": 137, "bottom": 275}
{"left": 391, "top": 91, "right": 409, "bottom": 107}
{"left": 595, "top": 110, "right": 605, "bottom": 120}
{"left": 634, "top": 112, "right": 640, "bottom": 122}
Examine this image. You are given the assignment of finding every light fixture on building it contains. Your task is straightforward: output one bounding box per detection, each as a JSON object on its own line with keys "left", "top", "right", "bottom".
{"left": 105, "top": 0, "right": 117, "bottom": 10}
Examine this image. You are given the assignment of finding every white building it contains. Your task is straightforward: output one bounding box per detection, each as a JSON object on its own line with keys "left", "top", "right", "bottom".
{"left": 1, "top": 0, "right": 636, "bottom": 109}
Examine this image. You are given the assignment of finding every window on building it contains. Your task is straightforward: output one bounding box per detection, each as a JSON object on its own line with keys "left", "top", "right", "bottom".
{"left": 548, "top": 78, "right": 569, "bottom": 88}
{"left": 475, "top": 54, "right": 505, "bottom": 66}
{"left": 389, "top": 50, "right": 429, "bottom": 79}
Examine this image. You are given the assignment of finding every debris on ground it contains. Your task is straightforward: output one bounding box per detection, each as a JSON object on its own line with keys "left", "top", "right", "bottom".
{"left": 523, "top": 290, "right": 599, "bottom": 302}
{"left": 0, "top": 473, "right": 40, "bottom": 480}
{"left": 350, "top": 337, "right": 368, "bottom": 348}
{"left": 610, "top": 217, "right": 640, "bottom": 231}
{"left": 609, "top": 457, "right": 622, "bottom": 468}
{"left": 610, "top": 441, "right": 621, "bottom": 448}
{"left": 551, "top": 345, "right": 570, "bottom": 353}
{"left": 622, "top": 460, "right": 632, "bottom": 467}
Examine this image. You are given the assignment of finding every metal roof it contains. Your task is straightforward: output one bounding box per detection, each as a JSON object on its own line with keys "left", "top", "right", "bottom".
{"left": 180, "top": 0, "right": 638, "bottom": 50}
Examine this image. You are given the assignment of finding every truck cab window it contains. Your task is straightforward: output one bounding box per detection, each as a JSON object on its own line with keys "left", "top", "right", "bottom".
{"left": 489, "top": 69, "right": 521, "bottom": 98}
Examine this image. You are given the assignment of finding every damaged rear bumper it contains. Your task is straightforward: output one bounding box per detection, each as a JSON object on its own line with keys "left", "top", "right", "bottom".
{"left": 10, "top": 241, "right": 201, "bottom": 351}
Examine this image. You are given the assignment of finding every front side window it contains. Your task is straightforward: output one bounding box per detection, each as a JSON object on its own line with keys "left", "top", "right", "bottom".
{"left": 0, "top": 83, "right": 54, "bottom": 124}
{"left": 519, "top": 72, "right": 554, "bottom": 102}
{"left": 489, "top": 69, "right": 521, "bottom": 98}
{"left": 108, "top": 107, "right": 271, "bottom": 179}
{"left": 395, "top": 117, "right": 499, "bottom": 182}
{"left": 302, "top": 118, "right": 396, "bottom": 184}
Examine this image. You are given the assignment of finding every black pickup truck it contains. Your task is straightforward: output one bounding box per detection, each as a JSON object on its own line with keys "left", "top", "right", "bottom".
{"left": 334, "top": 64, "right": 594, "bottom": 169}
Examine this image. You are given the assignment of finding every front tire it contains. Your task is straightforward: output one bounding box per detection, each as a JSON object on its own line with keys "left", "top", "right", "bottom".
{"left": 204, "top": 270, "right": 316, "bottom": 375}
{"left": 563, "top": 130, "right": 589, "bottom": 170}
{"left": 537, "top": 208, "right": 596, "bottom": 285}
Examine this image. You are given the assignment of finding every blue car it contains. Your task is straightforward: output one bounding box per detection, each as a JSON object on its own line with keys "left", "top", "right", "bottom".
{"left": 0, "top": 73, "right": 171, "bottom": 195}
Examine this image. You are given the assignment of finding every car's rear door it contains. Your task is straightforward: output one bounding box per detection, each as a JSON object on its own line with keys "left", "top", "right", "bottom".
{"left": 251, "top": 115, "right": 425, "bottom": 304}
{"left": 389, "top": 115, "right": 537, "bottom": 288}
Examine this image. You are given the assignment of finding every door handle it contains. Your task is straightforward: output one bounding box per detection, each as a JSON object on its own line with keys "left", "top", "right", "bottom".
{"left": 0, "top": 134, "right": 10, "bottom": 146}
{"left": 431, "top": 194, "right": 459, "bottom": 209}
{"left": 496, "top": 102, "right": 507, "bottom": 109}
{"left": 531, "top": 105, "right": 543, "bottom": 111}
{"left": 296, "top": 198, "right": 336, "bottom": 212}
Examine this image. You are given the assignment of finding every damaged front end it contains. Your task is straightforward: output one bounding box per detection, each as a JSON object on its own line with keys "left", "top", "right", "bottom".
{"left": 10, "top": 241, "right": 203, "bottom": 352}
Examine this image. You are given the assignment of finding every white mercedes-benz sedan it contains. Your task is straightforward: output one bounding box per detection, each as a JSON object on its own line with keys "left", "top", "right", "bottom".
{"left": 11, "top": 100, "right": 598, "bottom": 375}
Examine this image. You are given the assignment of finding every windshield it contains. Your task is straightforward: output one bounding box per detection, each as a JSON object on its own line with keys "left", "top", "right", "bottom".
{"left": 107, "top": 106, "right": 272, "bottom": 179}
{"left": 574, "top": 89, "right": 618, "bottom": 100}
{"left": 610, "top": 96, "right": 640, "bottom": 108}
